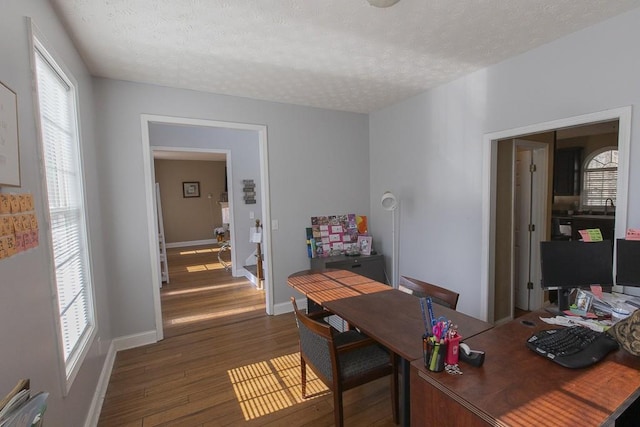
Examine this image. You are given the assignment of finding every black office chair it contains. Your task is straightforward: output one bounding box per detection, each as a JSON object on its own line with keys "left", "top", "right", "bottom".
{"left": 290, "top": 297, "right": 398, "bottom": 426}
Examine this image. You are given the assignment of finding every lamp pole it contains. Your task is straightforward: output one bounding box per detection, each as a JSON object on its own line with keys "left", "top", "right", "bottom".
{"left": 381, "top": 191, "right": 399, "bottom": 288}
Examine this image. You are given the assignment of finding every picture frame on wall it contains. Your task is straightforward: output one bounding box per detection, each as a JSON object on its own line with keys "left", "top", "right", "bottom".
{"left": 358, "top": 235, "right": 372, "bottom": 256}
{"left": 182, "top": 181, "right": 200, "bottom": 198}
{"left": 0, "top": 81, "right": 20, "bottom": 187}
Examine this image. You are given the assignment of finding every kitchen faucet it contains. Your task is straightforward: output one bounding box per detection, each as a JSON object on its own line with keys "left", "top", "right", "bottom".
{"left": 604, "top": 198, "right": 615, "bottom": 215}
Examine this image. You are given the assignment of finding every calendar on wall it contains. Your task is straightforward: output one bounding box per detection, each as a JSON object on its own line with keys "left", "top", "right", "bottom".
{"left": 0, "top": 193, "right": 39, "bottom": 260}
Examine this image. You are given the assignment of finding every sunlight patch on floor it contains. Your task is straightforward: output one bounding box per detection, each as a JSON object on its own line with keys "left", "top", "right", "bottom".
{"left": 228, "top": 353, "right": 328, "bottom": 421}
{"left": 179, "top": 248, "right": 218, "bottom": 255}
{"left": 186, "top": 263, "right": 226, "bottom": 272}
{"left": 162, "top": 282, "right": 245, "bottom": 296}
{"left": 169, "top": 305, "right": 263, "bottom": 325}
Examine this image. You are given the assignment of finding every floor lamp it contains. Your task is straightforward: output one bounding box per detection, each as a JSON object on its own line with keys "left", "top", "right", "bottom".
{"left": 381, "top": 191, "right": 398, "bottom": 288}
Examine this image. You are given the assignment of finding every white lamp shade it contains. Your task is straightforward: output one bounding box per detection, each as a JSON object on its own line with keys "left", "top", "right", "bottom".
{"left": 367, "top": 0, "right": 400, "bottom": 7}
{"left": 381, "top": 191, "right": 398, "bottom": 211}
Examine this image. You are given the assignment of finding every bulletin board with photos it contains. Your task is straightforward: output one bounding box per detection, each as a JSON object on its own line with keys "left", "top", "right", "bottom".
{"left": 308, "top": 213, "right": 369, "bottom": 257}
{"left": 0, "top": 193, "right": 39, "bottom": 260}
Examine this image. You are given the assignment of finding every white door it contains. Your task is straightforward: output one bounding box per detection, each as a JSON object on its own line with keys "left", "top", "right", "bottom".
{"left": 514, "top": 141, "right": 548, "bottom": 312}
{"left": 514, "top": 149, "right": 531, "bottom": 310}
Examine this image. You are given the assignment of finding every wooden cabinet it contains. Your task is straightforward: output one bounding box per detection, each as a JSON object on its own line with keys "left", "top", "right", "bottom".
{"left": 310, "top": 253, "right": 386, "bottom": 284}
{"left": 554, "top": 147, "right": 583, "bottom": 196}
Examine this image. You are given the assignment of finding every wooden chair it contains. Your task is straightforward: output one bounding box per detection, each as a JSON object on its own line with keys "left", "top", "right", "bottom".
{"left": 398, "top": 276, "right": 459, "bottom": 310}
{"left": 290, "top": 297, "right": 398, "bottom": 426}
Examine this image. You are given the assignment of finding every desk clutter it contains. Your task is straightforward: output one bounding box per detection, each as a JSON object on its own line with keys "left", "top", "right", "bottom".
{"left": 419, "top": 296, "right": 485, "bottom": 375}
{"left": 0, "top": 379, "right": 48, "bottom": 427}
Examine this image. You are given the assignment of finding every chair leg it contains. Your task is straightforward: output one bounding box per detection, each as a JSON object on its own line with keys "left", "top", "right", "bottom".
{"left": 333, "top": 387, "right": 344, "bottom": 427}
{"left": 390, "top": 353, "right": 399, "bottom": 424}
{"left": 301, "top": 358, "right": 307, "bottom": 398}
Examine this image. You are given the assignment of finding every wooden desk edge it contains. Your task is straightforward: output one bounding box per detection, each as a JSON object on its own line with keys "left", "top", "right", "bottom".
{"left": 415, "top": 368, "right": 509, "bottom": 427}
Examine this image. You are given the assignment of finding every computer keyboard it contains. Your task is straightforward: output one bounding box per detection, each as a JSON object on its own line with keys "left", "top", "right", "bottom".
{"left": 526, "top": 326, "right": 619, "bottom": 368}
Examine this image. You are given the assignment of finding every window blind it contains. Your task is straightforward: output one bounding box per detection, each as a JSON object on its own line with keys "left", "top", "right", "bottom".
{"left": 582, "top": 149, "right": 618, "bottom": 208}
{"left": 34, "top": 45, "right": 94, "bottom": 372}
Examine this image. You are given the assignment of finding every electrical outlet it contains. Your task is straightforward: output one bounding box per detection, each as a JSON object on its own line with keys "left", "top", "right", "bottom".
{"left": 249, "top": 211, "right": 254, "bottom": 219}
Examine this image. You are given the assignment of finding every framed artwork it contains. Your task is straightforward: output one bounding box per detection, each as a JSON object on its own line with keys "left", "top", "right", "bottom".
{"left": 358, "top": 235, "right": 372, "bottom": 256}
{"left": 182, "top": 181, "right": 200, "bottom": 198}
{"left": 0, "top": 81, "right": 20, "bottom": 187}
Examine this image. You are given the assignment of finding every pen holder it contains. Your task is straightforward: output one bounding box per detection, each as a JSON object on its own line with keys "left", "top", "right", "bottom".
{"left": 424, "top": 336, "right": 447, "bottom": 372}
{"left": 445, "top": 335, "right": 462, "bottom": 365}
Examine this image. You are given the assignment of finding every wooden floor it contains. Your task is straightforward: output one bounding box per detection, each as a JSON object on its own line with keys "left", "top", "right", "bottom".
{"left": 98, "top": 245, "right": 396, "bottom": 426}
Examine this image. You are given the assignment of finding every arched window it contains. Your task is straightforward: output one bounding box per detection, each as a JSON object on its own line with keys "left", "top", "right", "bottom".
{"left": 582, "top": 147, "right": 618, "bottom": 208}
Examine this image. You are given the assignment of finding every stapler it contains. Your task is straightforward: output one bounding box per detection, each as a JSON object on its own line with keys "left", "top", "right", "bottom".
{"left": 459, "top": 342, "right": 485, "bottom": 367}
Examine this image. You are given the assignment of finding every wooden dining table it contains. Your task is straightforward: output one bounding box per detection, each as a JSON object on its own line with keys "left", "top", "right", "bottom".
{"left": 288, "top": 268, "right": 493, "bottom": 426}
{"left": 287, "top": 268, "right": 392, "bottom": 305}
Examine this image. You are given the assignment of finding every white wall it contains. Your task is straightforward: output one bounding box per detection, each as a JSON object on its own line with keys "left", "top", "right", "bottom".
{"left": 369, "top": 7, "right": 640, "bottom": 319}
{"left": 93, "top": 78, "right": 370, "bottom": 337}
{"left": 0, "top": 1, "right": 110, "bottom": 425}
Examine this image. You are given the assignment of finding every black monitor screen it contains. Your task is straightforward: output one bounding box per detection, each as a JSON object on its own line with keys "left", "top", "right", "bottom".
{"left": 540, "top": 240, "right": 613, "bottom": 289}
{"left": 616, "top": 239, "right": 640, "bottom": 287}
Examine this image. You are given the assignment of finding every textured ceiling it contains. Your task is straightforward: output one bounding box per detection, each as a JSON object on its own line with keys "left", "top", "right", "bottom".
{"left": 51, "top": 0, "right": 640, "bottom": 113}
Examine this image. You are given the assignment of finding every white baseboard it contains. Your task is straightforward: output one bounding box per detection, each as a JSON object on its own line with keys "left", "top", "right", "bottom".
{"left": 243, "top": 267, "right": 266, "bottom": 290}
{"left": 84, "top": 331, "right": 158, "bottom": 426}
{"left": 166, "top": 238, "right": 217, "bottom": 248}
{"left": 84, "top": 341, "right": 116, "bottom": 427}
{"left": 272, "top": 298, "right": 304, "bottom": 316}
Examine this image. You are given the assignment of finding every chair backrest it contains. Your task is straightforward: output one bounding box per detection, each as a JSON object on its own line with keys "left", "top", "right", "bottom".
{"left": 291, "top": 298, "right": 338, "bottom": 383}
{"left": 398, "top": 276, "right": 459, "bottom": 310}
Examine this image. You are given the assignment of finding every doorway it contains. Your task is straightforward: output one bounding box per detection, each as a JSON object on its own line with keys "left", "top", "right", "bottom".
{"left": 153, "top": 149, "right": 232, "bottom": 271}
{"left": 141, "top": 114, "right": 273, "bottom": 341}
{"left": 480, "top": 107, "right": 632, "bottom": 324}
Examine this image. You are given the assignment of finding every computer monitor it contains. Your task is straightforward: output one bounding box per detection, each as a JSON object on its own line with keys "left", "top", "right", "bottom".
{"left": 540, "top": 240, "right": 613, "bottom": 313}
{"left": 616, "top": 239, "right": 640, "bottom": 287}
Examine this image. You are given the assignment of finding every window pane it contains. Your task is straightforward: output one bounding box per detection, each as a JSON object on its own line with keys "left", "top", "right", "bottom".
{"left": 34, "top": 44, "right": 94, "bottom": 375}
{"left": 583, "top": 149, "right": 618, "bottom": 207}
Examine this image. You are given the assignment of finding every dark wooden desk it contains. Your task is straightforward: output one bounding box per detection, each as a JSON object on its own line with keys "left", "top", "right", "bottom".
{"left": 323, "top": 290, "right": 492, "bottom": 363}
{"left": 323, "top": 288, "right": 493, "bottom": 426}
{"left": 411, "top": 310, "right": 640, "bottom": 426}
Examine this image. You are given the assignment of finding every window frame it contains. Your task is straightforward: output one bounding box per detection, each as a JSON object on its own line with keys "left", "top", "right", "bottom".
{"left": 30, "top": 25, "right": 97, "bottom": 395}
{"left": 581, "top": 146, "right": 618, "bottom": 209}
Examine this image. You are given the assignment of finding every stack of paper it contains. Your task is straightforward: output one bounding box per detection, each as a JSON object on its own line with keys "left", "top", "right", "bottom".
{"left": 0, "top": 379, "right": 48, "bottom": 427}
{"left": 585, "top": 289, "right": 637, "bottom": 315}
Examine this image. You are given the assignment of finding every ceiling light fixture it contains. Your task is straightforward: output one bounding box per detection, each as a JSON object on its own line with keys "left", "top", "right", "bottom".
{"left": 367, "top": 0, "right": 401, "bottom": 7}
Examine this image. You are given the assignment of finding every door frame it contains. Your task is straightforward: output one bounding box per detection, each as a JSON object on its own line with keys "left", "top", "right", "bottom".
{"left": 140, "top": 114, "right": 273, "bottom": 340}
{"left": 152, "top": 147, "right": 235, "bottom": 273}
{"left": 480, "top": 107, "right": 632, "bottom": 323}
